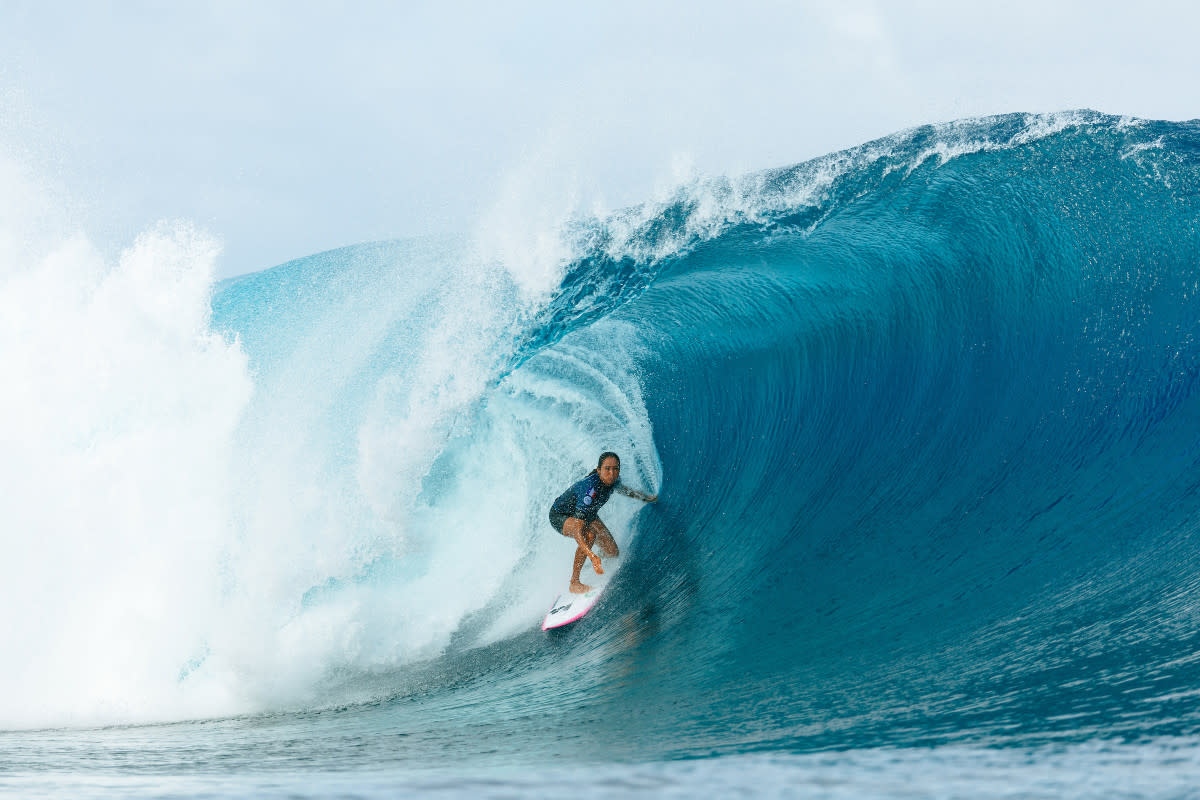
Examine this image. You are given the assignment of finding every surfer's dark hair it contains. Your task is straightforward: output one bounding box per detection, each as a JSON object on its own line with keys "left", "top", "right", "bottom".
{"left": 597, "top": 451, "right": 620, "bottom": 469}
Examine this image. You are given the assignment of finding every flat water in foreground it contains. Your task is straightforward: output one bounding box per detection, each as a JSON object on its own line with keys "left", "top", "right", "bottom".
{"left": 4, "top": 734, "right": 1198, "bottom": 799}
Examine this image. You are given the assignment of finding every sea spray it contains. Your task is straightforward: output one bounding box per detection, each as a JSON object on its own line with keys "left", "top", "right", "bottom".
{"left": 0, "top": 218, "right": 251, "bottom": 727}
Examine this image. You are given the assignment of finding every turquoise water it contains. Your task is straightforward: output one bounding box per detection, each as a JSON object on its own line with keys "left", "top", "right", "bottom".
{"left": 3, "top": 111, "right": 1200, "bottom": 796}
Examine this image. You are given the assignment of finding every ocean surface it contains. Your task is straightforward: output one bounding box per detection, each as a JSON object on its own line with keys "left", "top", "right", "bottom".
{"left": 3, "top": 111, "right": 1200, "bottom": 797}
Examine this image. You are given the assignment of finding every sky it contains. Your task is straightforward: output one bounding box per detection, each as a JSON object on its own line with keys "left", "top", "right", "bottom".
{"left": 1, "top": 0, "right": 1197, "bottom": 278}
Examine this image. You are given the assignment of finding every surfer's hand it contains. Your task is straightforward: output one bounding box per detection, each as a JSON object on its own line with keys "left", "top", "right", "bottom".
{"left": 590, "top": 553, "right": 604, "bottom": 574}
{"left": 646, "top": 494, "right": 657, "bottom": 503}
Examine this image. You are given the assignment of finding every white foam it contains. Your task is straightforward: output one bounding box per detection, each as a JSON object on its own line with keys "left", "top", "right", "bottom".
{"left": 0, "top": 162, "right": 254, "bottom": 726}
{"left": 1009, "top": 109, "right": 1097, "bottom": 145}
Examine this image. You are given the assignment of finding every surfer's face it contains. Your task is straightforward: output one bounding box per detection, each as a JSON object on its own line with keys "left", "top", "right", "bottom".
{"left": 598, "top": 457, "right": 620, "bottom": 486}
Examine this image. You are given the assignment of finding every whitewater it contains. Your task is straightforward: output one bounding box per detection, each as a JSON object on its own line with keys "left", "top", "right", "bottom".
{"left": 3, "top": 111, "right": 1200, "bottom": 797}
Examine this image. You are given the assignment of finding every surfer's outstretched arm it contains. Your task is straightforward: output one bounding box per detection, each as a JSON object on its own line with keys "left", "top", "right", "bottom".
{"left": 616, "top": 484, "right": 658, "bottom": 503}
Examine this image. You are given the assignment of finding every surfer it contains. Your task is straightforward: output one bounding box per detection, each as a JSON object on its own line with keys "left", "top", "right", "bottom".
{"left": 549, "top": 452, "right": 657, "bottom": 594}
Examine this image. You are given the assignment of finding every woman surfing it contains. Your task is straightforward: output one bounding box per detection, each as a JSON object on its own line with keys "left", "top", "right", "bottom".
{"left": 548, "top": 452, "right": 657, "bottom": 593}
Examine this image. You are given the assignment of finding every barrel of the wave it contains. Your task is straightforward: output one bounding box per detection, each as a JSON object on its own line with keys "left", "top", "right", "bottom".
{"left": 566, "top": 114, "right": 1200, "bottom": 732}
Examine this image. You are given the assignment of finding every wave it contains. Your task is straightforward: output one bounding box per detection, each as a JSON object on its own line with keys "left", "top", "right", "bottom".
{"left": 4, "top": 112, "right": 1200, "bottom": 755}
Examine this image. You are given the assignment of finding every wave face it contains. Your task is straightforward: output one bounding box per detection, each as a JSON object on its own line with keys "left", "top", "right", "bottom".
{"left": 491, "top": 111, "right": 1200, "bottom": 757}
{"left": 579, "top": 112, "right": 1200, "bottom": 753}
{"left": 5, "top": 112, "right": 1200, "bottom": 766}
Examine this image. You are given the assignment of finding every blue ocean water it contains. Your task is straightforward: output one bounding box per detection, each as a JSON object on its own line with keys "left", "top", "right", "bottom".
{"left": 4, "top": 111, "right": 1200, "bottom": 797}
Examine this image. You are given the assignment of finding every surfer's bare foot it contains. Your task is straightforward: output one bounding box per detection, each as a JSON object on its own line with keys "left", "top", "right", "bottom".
{"left": 570, "top": 580, "right": 592, "bottom": 594}
{"left": 590, "top": 554, "right": 604, "bottom": 574}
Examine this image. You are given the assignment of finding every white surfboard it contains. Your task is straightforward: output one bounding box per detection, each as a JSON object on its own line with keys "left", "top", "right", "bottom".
{"left": 542, "top": 580, "right": 607, "bottom": 630}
